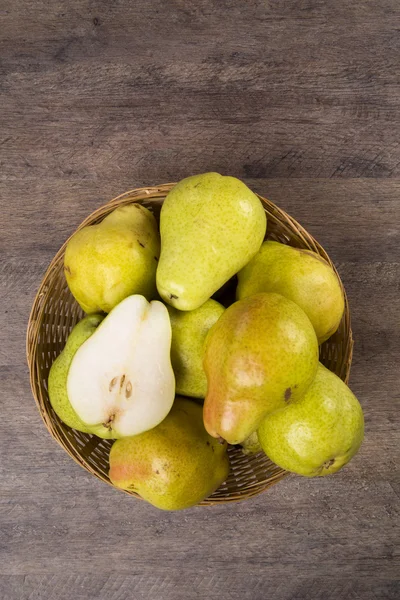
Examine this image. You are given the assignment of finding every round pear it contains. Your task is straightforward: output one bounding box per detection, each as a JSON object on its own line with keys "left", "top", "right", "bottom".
{"left": 258, "top": 363, "right": 364, "bottom": 476}
{"left": 64, "top": 204, "right": 160, "bottom": 313}
{"left": 48, "top": 314, "right": 115, "bottom": 437}
{"left": 237, "top": 241, "right": 344, "bottom": 343}
{"left": 48, "top": 314, "right": 113, "bottom": 439}
{"left": 109, "top": 398, "right": 230, "bottom": 510}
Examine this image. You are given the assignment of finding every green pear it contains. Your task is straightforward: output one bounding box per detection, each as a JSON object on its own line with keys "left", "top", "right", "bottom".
{"left": 258, "top": 363, "right": 364, "bottom": 476}
{"left": 64, "top": 204, "right": 160, "bottom": 313}
{"left": 109, "top": 397, "right": 230, "bottom": 510}
{"left": 67, "top": 295, "right": 175, "bottom": 438}
{"left": 240, "top": 431, "right": 262, "bottom": 455}
{"left": 157, "top": 173, "right": 267, "bottom": 311}
{"left": 237, "top": 241, "right": 345, "bottom": 343}
{"left": 167, "top": 299, "right": 225, "bottom": 398}
{"left": 203, "top": 293, "right": 319, "bottom": 444}
{"left": 48, "top": 314, "right": 114, "bottom": 438}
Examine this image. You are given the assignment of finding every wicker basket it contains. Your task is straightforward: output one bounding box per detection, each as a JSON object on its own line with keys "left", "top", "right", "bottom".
{"left": 26, "top": 184, "right": 353, "bottom": 505}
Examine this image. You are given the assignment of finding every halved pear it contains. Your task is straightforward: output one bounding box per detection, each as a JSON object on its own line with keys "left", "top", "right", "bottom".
{"left": 67, "top": 295, "right": 175, "bottom": 438}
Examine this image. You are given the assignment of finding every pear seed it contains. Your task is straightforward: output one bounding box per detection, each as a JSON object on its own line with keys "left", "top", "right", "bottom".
{"left": 109, "top": 377, "right": 118, "bottom": 391}
{"left": 120, "top": 374, "right": 126, "bottom": 390}
{"left": 125, "top": 381, "right": 132, "bottom": 398}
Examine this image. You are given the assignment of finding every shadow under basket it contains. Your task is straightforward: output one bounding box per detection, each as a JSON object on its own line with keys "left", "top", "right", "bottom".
{"left": 26, "top": 184, "right": 353, "bottom": 506}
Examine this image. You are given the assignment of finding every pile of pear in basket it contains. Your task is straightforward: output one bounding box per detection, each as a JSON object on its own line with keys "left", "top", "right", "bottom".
{"left": 27, "top": 173, "right": 363, "bottom": 510}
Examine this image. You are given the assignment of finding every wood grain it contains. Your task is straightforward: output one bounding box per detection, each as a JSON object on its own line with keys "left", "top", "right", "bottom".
{"left": 0, "top": 1, "right": 399, "bottom": 599}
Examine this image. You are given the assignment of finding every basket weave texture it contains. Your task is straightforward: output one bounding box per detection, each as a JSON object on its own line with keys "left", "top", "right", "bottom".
{"left": 26, "top": 184, "right": 353, "bottom": 505}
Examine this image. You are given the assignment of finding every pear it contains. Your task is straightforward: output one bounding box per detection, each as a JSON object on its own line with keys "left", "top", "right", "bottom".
{"left": 67, "top": 295, "right": 175, "bottom": 438}
{"left": 157, "top": 173, "right": 266, "bottom": 311}
{"left": 48, "top": 314, "right": 114, "bottom": 437}
{"left": 203, "top": 293, "right": 319, "bottom": 445}
{"left": 240, "top": 431, "right": 262, "bottom": 455}
{"left": 109, "top": 397, "right": 230, "bottom": 510}
{"left": 64, "top": 204, "right": 160, "bottom": 313}
{"left": 167, "top": 299, "right": 225, "bottom": 398}
{"left": 258, "top": 363, "right": 364, "bottom": 476}
{"left": 237, "top": 241, "right": 345, "bottom": 343}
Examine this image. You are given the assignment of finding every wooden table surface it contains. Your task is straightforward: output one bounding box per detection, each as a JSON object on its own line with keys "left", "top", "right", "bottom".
{"left": 1, "top": 1, "right": 399, "bottom": 598}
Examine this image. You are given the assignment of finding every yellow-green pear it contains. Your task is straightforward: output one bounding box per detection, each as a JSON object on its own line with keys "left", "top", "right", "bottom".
{"left": 64, "top": 204, "right": 160, "bottom": 313}
{"left": 109, "top": 397, "right": 230, "bottom": 510}
{"left": 237, "top": 241, "right": 344, "bottom": 343}
{"left": 157, "top": 173, "right": 267, "bottom": 311}
{"left": 203, "top": 293, "right": 319, "bottom": 445}
{"left": 167, "top": 299, "right": 225, "bottom": 398}
{"left": 48, "top": 314, "right": 114, "bottom": 438}
{"left": 258, "top": 363, "right": 364, "bottom": 476}
{"left": 240, "top": 431, "right": 262, "bottom": 455}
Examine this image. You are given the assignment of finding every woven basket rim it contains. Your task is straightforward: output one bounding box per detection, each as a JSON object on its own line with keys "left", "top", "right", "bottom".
{"left": 26, "top": 183, "right": 353, "bottom": 506}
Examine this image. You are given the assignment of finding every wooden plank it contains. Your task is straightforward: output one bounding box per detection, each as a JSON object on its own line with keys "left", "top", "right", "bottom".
{"left": 0, "top": 0, "right": 399, "bottom": 598}
{"left": 1, "top": 2, "right": 399, "bottom": 181}
{"left": 1, "top": 179, "right": 399, "bottom": 261}
{"left": 0, "top": 574, "right": 399, "bottom": 600}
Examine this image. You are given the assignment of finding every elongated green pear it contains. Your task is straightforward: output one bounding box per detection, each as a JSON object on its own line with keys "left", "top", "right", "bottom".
{"left": 258, "top": 364, "right": 364, "bottom": 476}
{"left": 64, "top": 204, "right": 160, "bottom": 313}
{"left": 237, "top": 241, "right": 344, "bottom": 343}
{"left": 157, "top": 173, "right": 266, "bottom": 311}
{"left": 203, "top": 293, "right": 319, "bottom": 445}
{"left": 67, "top": 295, "right": 175, "bottom": 438}
{"left": 109, "top": 397, "right": 230, "bottom": 510}
{"left": 167, "top": 299, "right": 225, "bottom": 398}
{"left": 48, "top": 314, "right": 115, "bottom": 438}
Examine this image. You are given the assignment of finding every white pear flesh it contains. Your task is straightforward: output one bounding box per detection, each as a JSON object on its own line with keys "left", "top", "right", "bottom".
{"left": 67, "top": 295, "right": 175, "bottom": 438}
